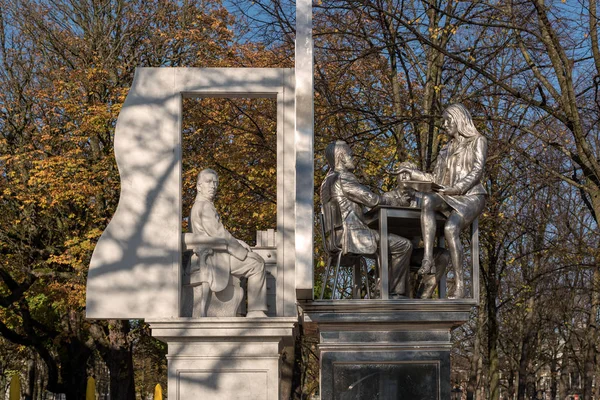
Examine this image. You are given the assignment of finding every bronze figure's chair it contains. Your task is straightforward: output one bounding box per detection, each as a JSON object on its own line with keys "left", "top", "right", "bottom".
{"left": 318, "top": 202, "right": 376, "bottom": 299}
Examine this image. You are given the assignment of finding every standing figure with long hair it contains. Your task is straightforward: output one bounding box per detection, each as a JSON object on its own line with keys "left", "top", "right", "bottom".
{"left": 398, "top": 104, "right": 487, "bottom": 298}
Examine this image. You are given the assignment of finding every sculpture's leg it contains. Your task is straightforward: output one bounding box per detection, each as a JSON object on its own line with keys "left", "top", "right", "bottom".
{"left": 199, "top": 282, "right": 210, "bottom": 317}
{"left": 420, "top": 193, "right": 445, "bottom": 275}
{"left": 363, "top": 258, "right": 371, "bottom": 299}
{"left": 375, "top": 254, "right": 381, "bottom": 297}
{"left": 332, "top": 251, "right": 342, "bottom": 299}
{"left": 420, "top": 249, "right": 450, "bottom": 299}
{"left": 445, "top": 213, "right": 466, "bottom": 299}
{"left": 231, "top": 254, "right": 268, "bottom": 314}
{"left": 420, "top": 275, "right": 437, "bottom": 299}
{"left": 388, "top": 234, "right": 412, "bottom": 298}
{"left": 352, "top": 258, "right": 361, "bottom": 298}
{"left": 320, "top": 255, "right": 333, "bottom": 300}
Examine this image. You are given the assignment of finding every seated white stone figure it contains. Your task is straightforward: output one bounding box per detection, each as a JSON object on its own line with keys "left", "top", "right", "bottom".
{"left": 182, "top": 169, "right": 268, "bottom": 318}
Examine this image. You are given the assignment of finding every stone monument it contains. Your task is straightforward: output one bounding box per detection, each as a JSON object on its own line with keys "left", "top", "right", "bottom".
{"left": 303, "top": 104, "right": 486, "bottom": 399}
{"left": 86, "top": 68, "right": 302, "bottom": 320}
{"left": 182, "top": 168, "right": 268, "bottom": 318}
{"left": 84, "top": 0, "right": 486, "bottom": 395}
{"left": 86, "top": 0, "right": 315, "bottom": 396}
{"left": 85, "top": 68, "right": 304, "bottom": 399}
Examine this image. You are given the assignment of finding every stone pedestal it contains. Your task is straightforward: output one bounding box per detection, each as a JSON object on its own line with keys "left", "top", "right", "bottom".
{"left": 301, "top": 300, "right": 473, "bottom": 400}
{"left": 148, "top": 318, "right": 297, "bottom": 400}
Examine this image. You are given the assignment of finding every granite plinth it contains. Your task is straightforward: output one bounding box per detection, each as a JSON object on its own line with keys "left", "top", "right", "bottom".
{"left": 148, "top": 318, "right": 297, "bottom": 400}
{"left": 300, "top": 300, "right": 473, "bottom": 400}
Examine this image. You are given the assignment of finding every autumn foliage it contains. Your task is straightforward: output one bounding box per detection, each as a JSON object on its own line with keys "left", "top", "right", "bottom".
{"left": 1, "top": 0, "right": 600, "bottom": 399}
{"left": 0, "top": 0, "right": 277, "bottom": 398}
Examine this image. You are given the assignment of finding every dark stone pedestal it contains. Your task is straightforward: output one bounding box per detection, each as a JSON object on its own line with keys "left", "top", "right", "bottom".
{"left": 301, "top": 300, "right": 474, "bottom": 400}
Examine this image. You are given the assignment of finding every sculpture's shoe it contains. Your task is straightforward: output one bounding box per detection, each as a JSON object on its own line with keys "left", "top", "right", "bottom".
{"left": 448, "top": 283, "right": 465, "bottom": 299}
{"left": 246, "top": 311, "right": 268, "bottom": 318}
{"left": 390, "top": 293, "right": 408, "bottom": 300}
{"left": 417, "top": 259, "right": 433, "bottom": 275}
{"left": 419, "top": 275, "right": 437, "bottom": 299}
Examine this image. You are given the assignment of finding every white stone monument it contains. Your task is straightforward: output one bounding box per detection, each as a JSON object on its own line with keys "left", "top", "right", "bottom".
{"left": 86, "top": 0, "right": 316, "bottom": 394}
{"left": 86, "top": 68, "right": 303, "bottom": 320}
{"left": 86, "top": 23, "right": 315, "bottom": 397}
{"left": 85, "top": 67, "right": 304, "bottom": 398}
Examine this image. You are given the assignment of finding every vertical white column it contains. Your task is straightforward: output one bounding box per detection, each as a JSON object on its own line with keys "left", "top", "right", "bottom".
{"left": 295, "top": 0, "right": 314, "bottom": 300}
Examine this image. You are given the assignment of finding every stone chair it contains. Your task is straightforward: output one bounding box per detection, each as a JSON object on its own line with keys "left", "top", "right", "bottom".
{"left": 318, "top": 202, "right": 375, "bottom": 300}
{"left": 181, "top": 233, "right": 244, "bottom": 317}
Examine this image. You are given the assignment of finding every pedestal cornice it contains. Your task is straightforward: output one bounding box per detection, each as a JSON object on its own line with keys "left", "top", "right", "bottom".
{"left": 300, "top": 299, "right": 474, "bottom": 329}
{"left": 147, "top": 317, "right": 298, "bottom": 340}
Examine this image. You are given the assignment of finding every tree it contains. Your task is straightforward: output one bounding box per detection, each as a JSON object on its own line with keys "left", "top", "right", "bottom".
{"left": 0, "top": 0, "right": 260, "bottom": 398}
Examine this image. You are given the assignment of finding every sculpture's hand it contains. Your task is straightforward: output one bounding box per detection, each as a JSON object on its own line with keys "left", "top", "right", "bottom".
{"left": 383, "top": 189, "right": 411, "bottom": 207}
{"left": 237, "top": 239, "right": 252, "bottom": 251}
{"left": 396, "top": 167, "right": 429, "bottom": 182}
{"left": 246, "top": 252, "right": 264, "bottom": 263}
{"left": 395, "top": 167, "right": 413, "bottom": 179}
{"left": 438, "top": 186, "right": 460, "bottom": 195}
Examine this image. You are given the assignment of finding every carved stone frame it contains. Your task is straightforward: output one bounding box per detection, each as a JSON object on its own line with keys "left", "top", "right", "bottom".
{"left": 86, "top": 68, "right": 298, "bottom": 318}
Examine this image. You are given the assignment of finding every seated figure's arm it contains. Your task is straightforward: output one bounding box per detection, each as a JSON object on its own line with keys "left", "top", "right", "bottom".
{"left": 411, "top": 169, "right": 433, "bottom": 182}
{"left": 237, "top": 239, "right": 252, "bottom": 251}
{"left": 452, "top": 136, "right": 487, "bottom": 194}
{"left": 382, "top": 189, "right": 412, "bottom": 207}
{"left": 182, "top": 233, "right": 228, "bottom": 252}
{"left": 394, "top": 167, "right": 432, "bottom": 182}
{"left": 195, "top": 202, "right": 248, "bottom": 261}
{"left": 339, "top": 173, "right": 382, "bottom": 207}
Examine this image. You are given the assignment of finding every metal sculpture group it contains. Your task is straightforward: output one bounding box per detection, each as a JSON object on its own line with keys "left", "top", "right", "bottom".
{"left": 86, "top": 63, "right": 485, "bottom": 399}
{"left": 320, "top": 141, "right": 413, "bottom": 299}
{"left": 319, "top": 104, "right": 487, "bottom": 299}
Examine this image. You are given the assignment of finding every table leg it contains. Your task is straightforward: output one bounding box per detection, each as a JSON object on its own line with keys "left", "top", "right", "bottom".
{"left": 352, "top": 259, "right": 360, "bottom": 298}
{"left": 472, "top": 218, "right": 480, "bottom": 303}
{"left": 439, "top": 237, "right": 447, "bottom": 299}
{"left": 379, "top": 208, "right": 389, "bottom": 300}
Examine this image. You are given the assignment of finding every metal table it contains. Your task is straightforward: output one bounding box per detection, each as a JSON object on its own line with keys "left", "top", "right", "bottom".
{"left": 363, "top": 205, "right": 447, "bottom": 300}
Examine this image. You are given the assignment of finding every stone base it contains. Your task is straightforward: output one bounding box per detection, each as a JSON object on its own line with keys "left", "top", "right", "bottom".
{"left": 300, "top": 299, "right": 474, "bottom": 400}
{"left": 148, "top": 317, "right": 297, "bottom": 400}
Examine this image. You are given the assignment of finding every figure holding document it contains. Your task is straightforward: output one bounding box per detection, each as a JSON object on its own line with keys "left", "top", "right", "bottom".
{"left": 396, "top": 104, "right": 487, "bottom": 298}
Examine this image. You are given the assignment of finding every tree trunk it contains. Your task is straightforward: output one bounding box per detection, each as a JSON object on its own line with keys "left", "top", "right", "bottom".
{"left": 595, "top": 356, "right": 600, "bottom": 399}
{"left": 558, "top": 359, "right": 569, "bottom": 400}
{"left": 488, "top": 284, "right": 500, "bottom": 400}
{"left": 516, "top": 326, "right": 533, "bottom": 399}
{"left": 413, "top": 0, "right": 454, "bottom": 171}
{"left": 550, "top": 352, "right": 558, "bottom": 400}
{"left": 385, "top": 0, "right": 407, "bottom": 162}
{"left": 106, "top": 347, "right": 135, "bottom": 400}
{"left": 66, "top": 341, "right": 92, "bottom": 400}
{"left": 483, "top": 240, "right": 501, "bottom": 400}
{"left": 25, "top": 357, "right": 35, "bottom": 400}
{"left": 583, "top": 264, "right": 599, "bottom": 398}
{"left": 488, "top": 323, "right": 500, "bottom": 400}
{"left": 517, "top": 293, "right": 538, "bottom": 399}
{"left": 508, "top": 368, "right": 516, "bottom": 400}
{"left": 467, "top": 304, "right": 484, "bottom": 400}
{"left": 90, "top": 320, "right": 136, "bottom": 400}
{"left": 291, "top": 324, "right": 304, "bottom": 399}
{"left": 0, "top": 375, "right": 6, "bottom": 400}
